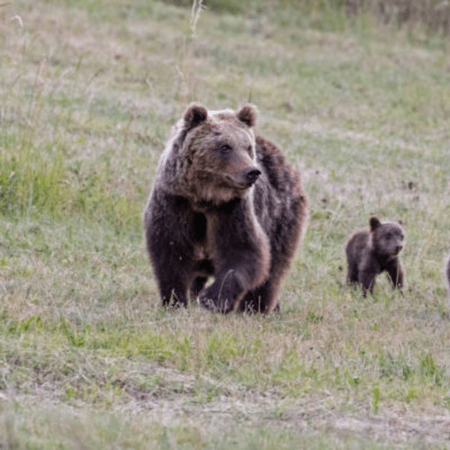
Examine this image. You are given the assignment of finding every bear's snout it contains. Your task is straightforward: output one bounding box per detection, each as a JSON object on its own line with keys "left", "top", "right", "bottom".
{"left": 395, "top": 244, "right": 403, "bottom": 254}
{"left": 245, "top": 167, "right": 261, "bottom": 186}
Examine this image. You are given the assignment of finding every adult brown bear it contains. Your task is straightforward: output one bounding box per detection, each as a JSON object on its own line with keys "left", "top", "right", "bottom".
{"left": 144, "top": 103, "right": 308, "bottom": 314}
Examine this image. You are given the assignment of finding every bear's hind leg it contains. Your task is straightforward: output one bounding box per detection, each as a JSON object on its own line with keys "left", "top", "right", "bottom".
{"left": 359, "top": 270, "right": 376, "bottom": 297}
{"left": 347, "top": 262, "right": 359, "bottom": 286}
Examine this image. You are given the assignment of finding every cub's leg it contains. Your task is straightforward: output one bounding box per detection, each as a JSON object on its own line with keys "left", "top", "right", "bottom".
{"left": 359, "top": 270, "right": 376, "bottom": 297}
{"left": 347, "top": 261, "right": 359, "bottom": 285}
{"left": 385, "top": 259, "right": 404, "bottom": 289}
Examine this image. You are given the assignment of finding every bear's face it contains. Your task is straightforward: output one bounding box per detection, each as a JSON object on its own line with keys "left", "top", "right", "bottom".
{"left": 369, "top": 216, "right": 404, "bottom": 258}
{"left": 178, "top": 103, "right": 261, "bottom": 206}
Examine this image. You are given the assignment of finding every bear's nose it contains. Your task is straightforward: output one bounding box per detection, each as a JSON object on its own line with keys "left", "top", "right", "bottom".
{"left": 396, "top": 244, "right": 403, "bottom": 253}
{"left": 245, "top": 168, "right": 261, "bottom": 185}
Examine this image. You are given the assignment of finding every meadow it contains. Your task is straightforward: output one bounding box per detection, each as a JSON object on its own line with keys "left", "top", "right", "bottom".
{"left": 1, "top": 0, "right": 450, "bottom": 448}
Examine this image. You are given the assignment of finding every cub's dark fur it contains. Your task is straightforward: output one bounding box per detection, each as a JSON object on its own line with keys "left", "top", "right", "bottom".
{"left": 346, "top": 216, "right": 404, "bottom": 296}
{"left": 144, "top": 103, "right": 308, "bottom": 314}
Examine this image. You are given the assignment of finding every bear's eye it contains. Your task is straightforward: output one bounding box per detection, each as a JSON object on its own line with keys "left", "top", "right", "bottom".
{"left": 385, "top": 233, "right": 391, "bottom": 240}
{"left": 247, "top": 145, "right": 252, "bottom": 155}
{"left": 219, "top": 144, "right": 232, "bottom": 154}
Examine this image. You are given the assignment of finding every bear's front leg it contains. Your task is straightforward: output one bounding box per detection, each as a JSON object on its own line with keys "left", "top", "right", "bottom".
{"left": 238, "top": 279, "right": 280, "bottom": 314}
{"left": 385, "top": 259, "right": 404, "bottom": 290}
{"left": 156, "top": 268, "right": 190, "bottom": 307}
{"left": 199, "top": 269, "right": 246, "bottom": 313}
{"left": 149, "top": 242, "right": 193, "bottom": 308}
{"left": 145, "top": 193, "right": 196, "bottom": 308}
{"left": 199, "top": 200, "right": 270, "bottom": 313}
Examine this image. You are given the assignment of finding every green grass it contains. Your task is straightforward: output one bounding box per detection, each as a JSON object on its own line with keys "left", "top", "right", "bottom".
{"left": 1, "top": 0, "right": 450, "bottom": 448}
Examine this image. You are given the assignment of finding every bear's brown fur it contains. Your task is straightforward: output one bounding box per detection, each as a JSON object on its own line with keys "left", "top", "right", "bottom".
{"left": 144, "top": 103, "right": 308, "bottom": 314}
{"left": 345, "top": 216, "right": 404, "bottom": 296}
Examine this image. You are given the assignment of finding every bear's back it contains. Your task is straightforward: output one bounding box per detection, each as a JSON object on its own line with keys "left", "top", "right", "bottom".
{"left": 251, "top": 135, "right": 307, "bottom": 259}
{"left": 346, "top": 229, "right": 370, "bottom": 267}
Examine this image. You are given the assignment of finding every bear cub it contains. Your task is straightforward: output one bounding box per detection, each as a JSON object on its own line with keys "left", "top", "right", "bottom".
{"left": 144, "top": 103, "right": 308, "bottom": 314}
{"left": 346, "top": 216, "right": 404, "bottom": 296}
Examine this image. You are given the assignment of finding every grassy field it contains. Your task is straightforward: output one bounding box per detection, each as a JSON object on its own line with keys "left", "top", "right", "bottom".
{"left": 1, "top": 0, "right": 450, "bottom": 448}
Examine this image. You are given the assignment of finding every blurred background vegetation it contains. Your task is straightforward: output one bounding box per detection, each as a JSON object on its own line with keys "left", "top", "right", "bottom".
{"left": 163, "top": 0, "right": 450, "bottom": 36}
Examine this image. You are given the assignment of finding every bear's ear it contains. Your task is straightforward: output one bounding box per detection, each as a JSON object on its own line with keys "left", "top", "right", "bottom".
{"left": 184, "top": 103, "right": 208, "bottom": 129}
{"left": 369, "top": 216, "right": 381, "bottom": 231}
{"left": 397, "top": 219, "right": 403, "bottom": 226}
{"left": 236, "top": 104, "right": 258, "bottom": 128}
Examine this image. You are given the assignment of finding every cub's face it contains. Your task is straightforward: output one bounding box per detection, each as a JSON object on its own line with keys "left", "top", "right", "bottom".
{"left": 371, "top": 219, "right": 404, "bottom": 257}
{"left": 181, "top": 104, "right": 261, "bottom": 205}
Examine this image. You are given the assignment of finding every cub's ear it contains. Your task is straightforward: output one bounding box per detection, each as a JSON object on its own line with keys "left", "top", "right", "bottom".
{"left": 184, "top": 103, "right": 208, "bottom": 129}
{"left": 369, "top": 216, "right": 381, "bottom": 231}
{"left": 237, "top": 104, "right": 258, "bottom": 128}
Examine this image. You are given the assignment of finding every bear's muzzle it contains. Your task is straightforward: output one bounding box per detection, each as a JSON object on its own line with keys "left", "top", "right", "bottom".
{"left": 244, "top": 167, "right": 261, "bottom": 187}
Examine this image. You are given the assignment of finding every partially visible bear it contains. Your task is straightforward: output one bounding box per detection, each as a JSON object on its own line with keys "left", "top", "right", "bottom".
{"left": 144, "top": 103, "right": 308, "bottom": 314}
{"left": 345, "top": 216, "right": 404, "bottom": 296}
{"left": 445, "top": 255, "right": 450, "bottom": 300}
